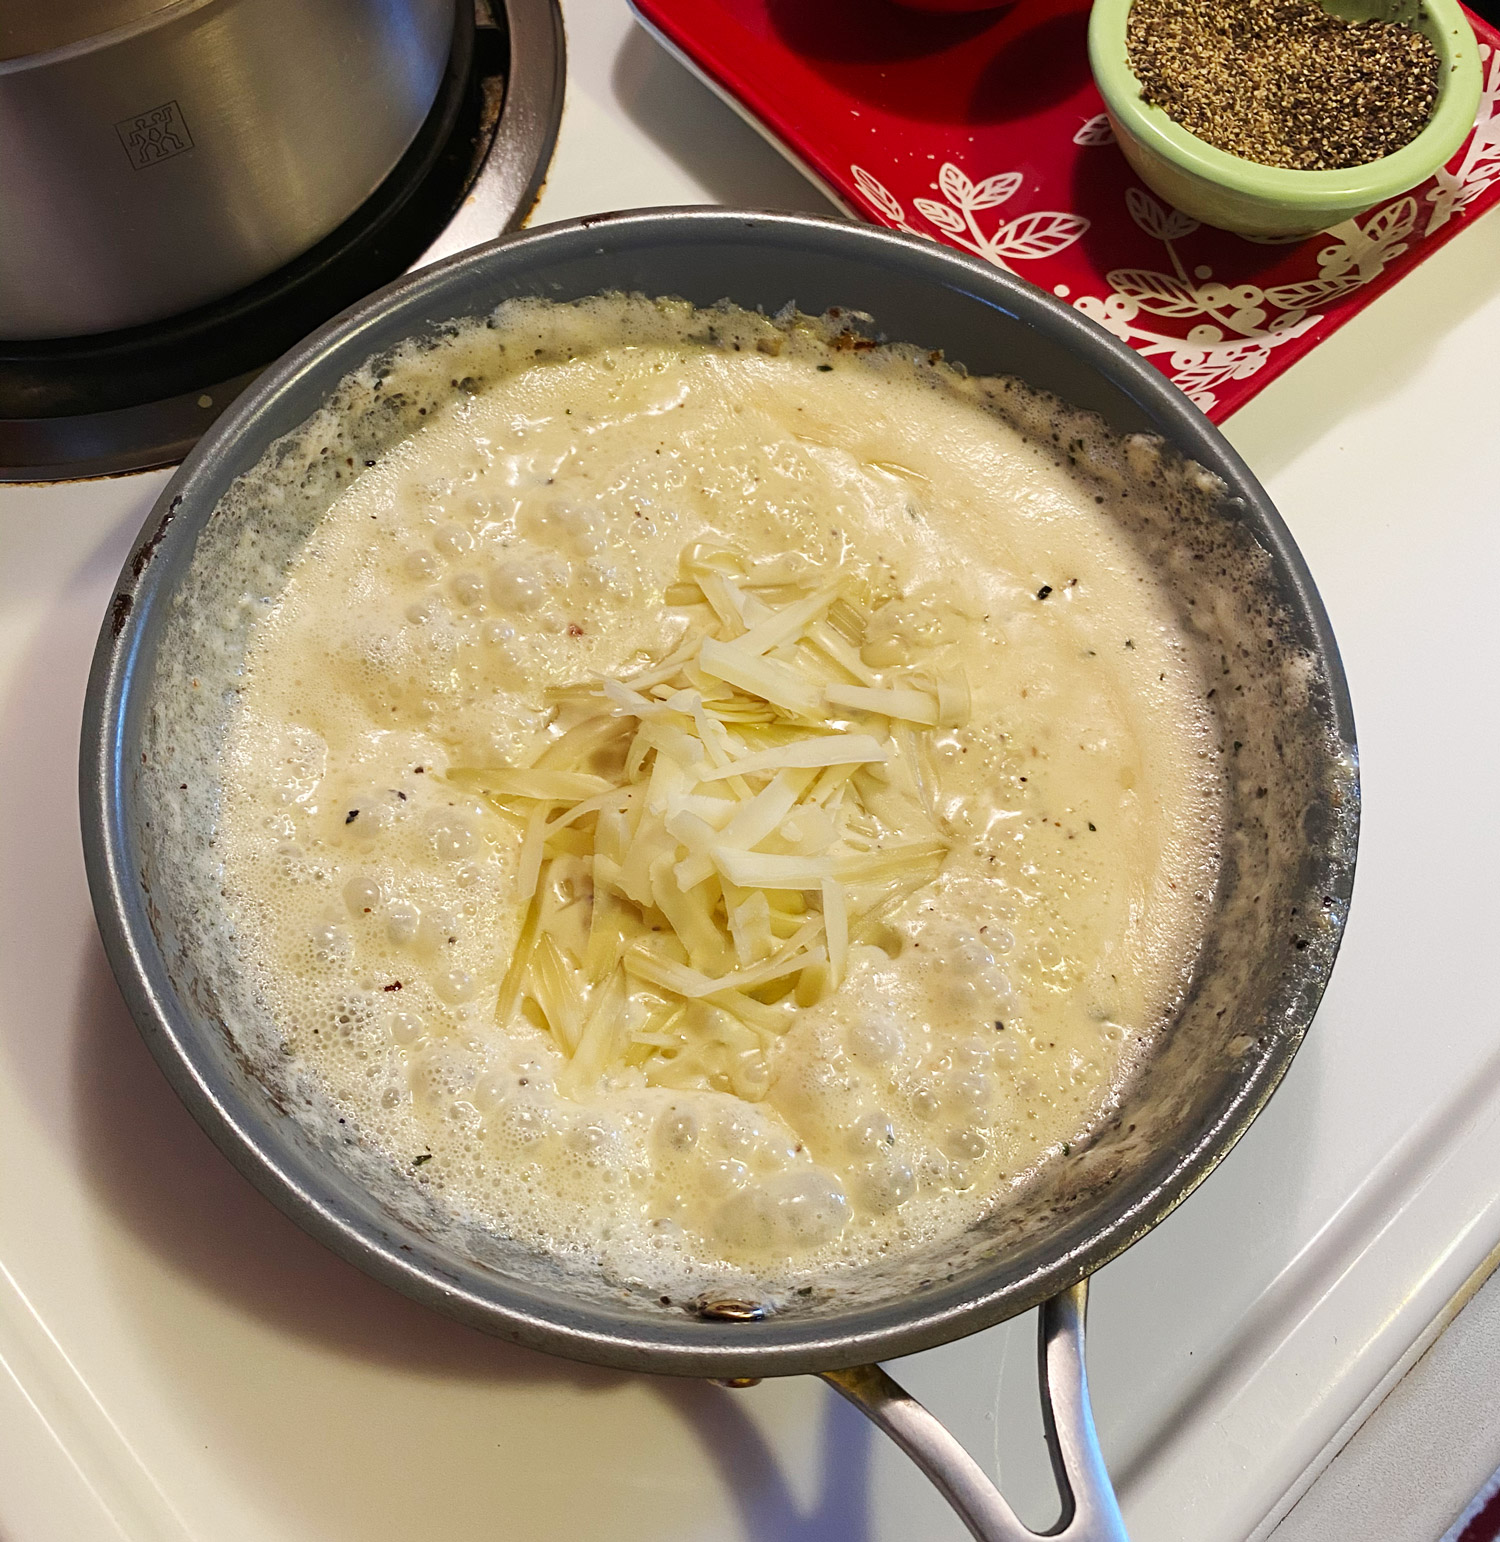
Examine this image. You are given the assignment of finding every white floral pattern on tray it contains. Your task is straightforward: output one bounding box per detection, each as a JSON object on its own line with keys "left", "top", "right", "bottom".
{"left": 851, "top": 162, "right": 1089, "bottom": 272}
{"left": 1069, "top": 190, "right": 1413, "bottom": 411}
{"left": 1427, "top": 43, "right": 1500, "bottom": 233}
{"left": 1072, "top": 113, "right": 1116, "bottom": 147}
{"left": 849, "top": 49, "right": 1500, "bottom": 413}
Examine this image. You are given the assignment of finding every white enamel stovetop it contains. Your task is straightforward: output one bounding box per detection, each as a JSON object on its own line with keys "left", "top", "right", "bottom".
{"left": 3, "top": 4, "right": 1500, "bottom": 1539}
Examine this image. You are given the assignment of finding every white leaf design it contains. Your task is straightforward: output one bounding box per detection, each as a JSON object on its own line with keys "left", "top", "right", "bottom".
{"left": 1173, "top": 362, "right": 1239, "bottom": 393}
{"left": 1124, "top": 187, "right": 1199, "bottom": 242}
{"left": 968, "top": 171, "right": 1023, "bottom": 210}
{"left": 994, "top": 210, "right": 1091, "bottom": 261}
{"left": 850, "top": 164, "right": 906, "bottom": 225}
{"left": 938, "top": 163, "right": 976, "bottom": 208}
{"left": 1073, "top": 113, "right": 1116, "bottom": 146}
{"left": 1106, "top": 267, "right": 1206, "bottom": 317}
{"left": 1160, "top": 209, "right": 1201, "bottom": 241}
{"left": 1363, "top": 196, "right": 1418, "bottom": 247}
{"left": 1124, "top": 187, "right": 1171, "bottom": 240}
{"left": 1260, "top": 275, "right": 1367, "bottom": 309}
{"left": 1468, "top": 141, "right": 1500, "bottom": 180}
{"left": 914, "top": 198, "right": 967, "bottom": 235}
{"left": 1462, "top": 171, "right": 1500, "bottom": 207}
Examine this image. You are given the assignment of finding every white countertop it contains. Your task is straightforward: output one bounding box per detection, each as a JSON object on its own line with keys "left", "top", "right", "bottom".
{"left": 2, "top": 3, "right": 1499, "bottom": 1538}
{"left": 1274, "top": 1258, "right": 1500, "bottom": 1542}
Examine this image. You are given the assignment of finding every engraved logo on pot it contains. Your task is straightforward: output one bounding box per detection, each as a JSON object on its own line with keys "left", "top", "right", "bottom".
{"left": 114, "top": 102, "right": 194, "bottom": 170}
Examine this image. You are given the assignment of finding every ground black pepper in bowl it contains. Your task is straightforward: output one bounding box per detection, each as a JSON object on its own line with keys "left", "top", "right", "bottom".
{"left": 1126, "top": 0, "right": 1443, "bottom": 170}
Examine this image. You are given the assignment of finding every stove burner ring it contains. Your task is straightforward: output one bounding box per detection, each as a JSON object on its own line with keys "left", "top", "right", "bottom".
{"left": 0, "top": 0, "right": 564, "bottom": 484}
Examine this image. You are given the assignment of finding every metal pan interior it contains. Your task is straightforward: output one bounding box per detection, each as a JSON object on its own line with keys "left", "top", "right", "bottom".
{"left": 81, "top": 210, "right": 1358, "bottom": 1378}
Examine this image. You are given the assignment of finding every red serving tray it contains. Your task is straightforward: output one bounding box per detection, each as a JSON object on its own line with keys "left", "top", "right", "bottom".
{"left": 632, "top": 0, "right": 1500, "bottom": 419}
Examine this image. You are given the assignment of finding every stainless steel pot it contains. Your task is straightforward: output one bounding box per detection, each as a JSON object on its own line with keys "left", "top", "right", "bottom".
{"left": 80, "top": 209, "right": 1359, "bottom": 1540}
{"left": 0, "top": 0, "right": 456, "bottom": 340}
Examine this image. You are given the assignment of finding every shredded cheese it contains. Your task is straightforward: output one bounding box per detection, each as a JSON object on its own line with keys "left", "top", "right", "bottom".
{"left": 450, "top": 545, "right": 969, "bottom": 1100}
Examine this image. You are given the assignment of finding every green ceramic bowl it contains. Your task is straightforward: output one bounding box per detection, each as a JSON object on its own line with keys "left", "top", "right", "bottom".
{"left": 1088, "top": 0, "right": 1483, "bottom": 237}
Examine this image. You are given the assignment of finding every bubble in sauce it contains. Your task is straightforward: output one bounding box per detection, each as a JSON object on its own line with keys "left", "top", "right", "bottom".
{"left": 944, "top": 1128, "right": 988, "bottom": 1162}
{"left": 716, "top": 1169, "right": 851, "bottom": 1255}
{"left": 846, "top": 1110, "right": 896, "bottom": 1153}
{"left": 451, "top": 572, "right": 486, "bottom": 608}
{"left": 428, "top": 815, "right": 475, "bottom": 862}
{"left": 433, "top": 967, "right": 475, "bottom": 1004}
{"left": 655, "top": 1108, "right": 698, "bottom": 1153}
{"left": 490, "top": 562, "right": 546, "bottom": 612}
{"left": 853, "top": 1159, "right": 917, "bottom": 1214}
{"left": 700, "top": 1158, "right": 750, "bottom": 1198}
{"left": 417, "top": 905, "right": 460, "bottom": 950}
{"left": 434, "top": 525, "right": 473, "bottom": 559}
{"left": 848, "top": 1013, "right": 904, "bottom": 1065}
{"left": 911, "top": 1085, "right": 942, "bottom": 1122}
{"left": 309, "top": 922, "right": 350, "bottom": 965}
{"left": 343, "top": 875, "right": 381, "bottom": 915}
{"left": 947, "top": 1071, "right": 995, "bottom": 1111}
{"left": 571, "top": 1122, "right": 620, "bottom": 1161}
{"left": 384, "top": 1010, "right": 425, "bottom": 1046}
{"left": 386, "top": 898, "right": 421, "bottom": 946}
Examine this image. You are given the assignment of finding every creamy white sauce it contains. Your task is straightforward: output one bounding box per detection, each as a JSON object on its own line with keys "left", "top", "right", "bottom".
{"left": 217, "top": 296, "right": 1222, "bottom": 1294}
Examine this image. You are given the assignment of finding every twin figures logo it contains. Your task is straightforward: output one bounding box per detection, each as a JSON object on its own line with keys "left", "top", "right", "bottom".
{"left": 114, "top": 101, "right": 194, "bottom": 170}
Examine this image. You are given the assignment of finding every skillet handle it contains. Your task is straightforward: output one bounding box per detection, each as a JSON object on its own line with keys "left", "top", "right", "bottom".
{"left": 819, "top": 1280, "right": 1129, "bottom": 1542}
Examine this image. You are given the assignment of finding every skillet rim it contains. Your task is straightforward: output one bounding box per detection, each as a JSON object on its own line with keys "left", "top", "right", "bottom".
{"left": 79, "top": 206, "right": 1359, "bottom": 1377}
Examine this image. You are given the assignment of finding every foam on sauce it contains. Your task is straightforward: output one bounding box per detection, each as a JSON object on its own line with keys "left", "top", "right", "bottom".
{"left": 218, "top": 295, "right": 1223, "bottom": 1297}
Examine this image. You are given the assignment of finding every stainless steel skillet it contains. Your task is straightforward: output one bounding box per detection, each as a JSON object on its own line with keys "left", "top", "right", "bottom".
{"left": 80, "top": 209, "right": 1359, "bottom": 1541}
